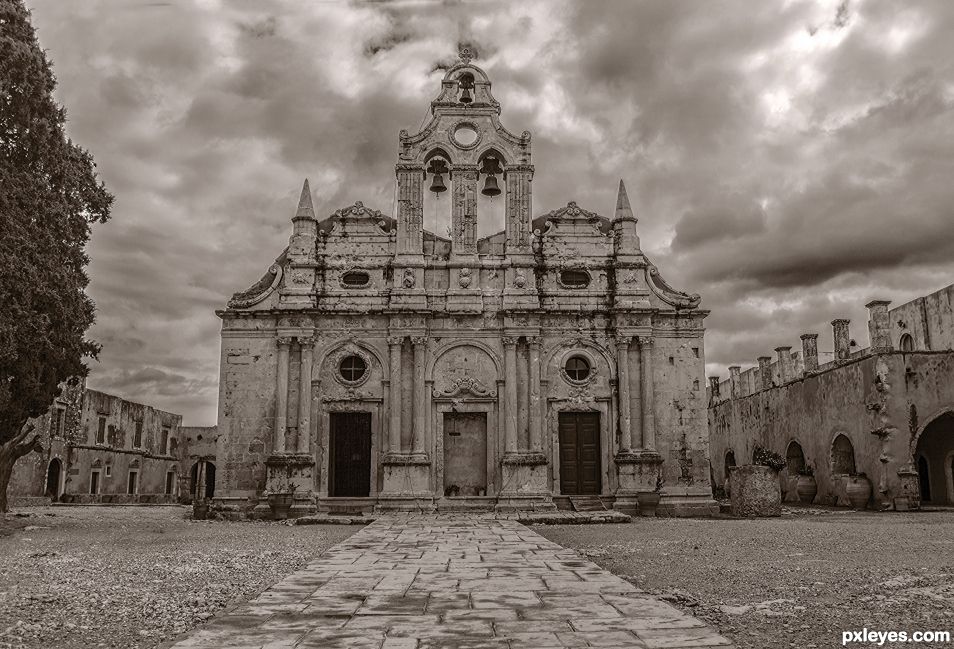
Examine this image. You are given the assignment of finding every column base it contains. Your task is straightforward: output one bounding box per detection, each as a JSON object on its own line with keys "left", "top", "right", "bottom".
{"left": 615, "top": 450, "right": 663, "bottom": 516}
{"left": 498, "top": 453, "right": 554, "bottom": 510}
{"left": 380, "top": 453, "right": 432, "bottom": 503}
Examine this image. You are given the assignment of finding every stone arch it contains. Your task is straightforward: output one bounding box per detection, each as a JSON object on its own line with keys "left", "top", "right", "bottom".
{"left": 786, "top": 440, "right": 806, "bottom": 474}
{"left": 913, "top": 409, "right": 954, "bottom": 504}
{"left": 475, "top": 144, "right": 511, "bottom": 168}
{"left": 899, "top": 333, "right": 915, "bottom": 352}
{"left": 724, "top": 449, "right": 737, "bottom": 475}
{"left": 830, "top": 433, "right": 856, "bottom": 475}
{"left": 426, "top": 339, "right": 501, "bottom": 382}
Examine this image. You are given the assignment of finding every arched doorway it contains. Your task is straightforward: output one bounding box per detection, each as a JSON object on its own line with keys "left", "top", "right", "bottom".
{"left": 899, "top": 333, "right": 915, "bottom": 352}
{"left": 914, "top": 411, "right": 954, "bottom": 505}
{"left": 45, "top": 458, "right": 62, "bottom": 499}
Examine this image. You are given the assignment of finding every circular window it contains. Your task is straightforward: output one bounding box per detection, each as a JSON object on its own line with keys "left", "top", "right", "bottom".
{"left": 339, "top": 355, "right": 367, "bottom": 382}
{"left": 451, "top": 123, "right": 480, "bottom": 148}
{"left": 564, "top": 356, "right": 591, "bottom": 381}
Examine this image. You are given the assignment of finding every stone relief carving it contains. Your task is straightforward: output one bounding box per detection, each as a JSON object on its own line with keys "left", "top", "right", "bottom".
{"left": 432, "top": 375, "right": 496, "bottom": 399}
{"left": 513, "top": 271, "right": 527, "bottom": 289}
{"left": 458, "top": 267, "right": 472, "bottom": 288}
{"left": 646, "top": 266, "right": 702, "bottom": 309}
{"left": 402, "top": 268, "right": 416, "bottom": 288}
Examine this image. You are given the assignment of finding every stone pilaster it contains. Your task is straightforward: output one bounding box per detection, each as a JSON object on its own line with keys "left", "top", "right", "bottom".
{"left": 504, "top": 164, "right": 533, "bottom": 252}
{"left": 758, "top": 356, "right": 773, "bottom": 390}
{"left": 411, "top": 336, "right": 428, "bottom": 456}
{"left": 639, "top": 337, "right": 656, "bottom": 451}
{"left": 502, "top": 336, "right": 518, "bottom": 455}
{"left": 273, "top": 337, "right": 291, "bottom": 454}
{"left": 729, "top": 365, "right": 742, "bottom": 398}
{"left": 387, "top": 336, "right": 403, "bottom": 455}
{"left": 866, "top": 300, "right": 892, "bottom": 351}
{"left": 616, "top": 337, "right": 632, "bottom": 453}
{"left": 800, "top": 334, "right": 819, "bottom": 374}
{"left": 396, "top": 164, "right": 424, "bottom": 256}
{"left": 775, "top": 346, "right": 793, "bottom": 384}
{"left": 832, "top": 319, "right": 851, "bottom": 361}
{"left": 451, "top": 165, "right": 479, "bottom": 257}
{"left": 527, "top": 336, "right": 542, "bottom": 453}
{"left": 297, "top": 336, "right": 314, "bottom": 454}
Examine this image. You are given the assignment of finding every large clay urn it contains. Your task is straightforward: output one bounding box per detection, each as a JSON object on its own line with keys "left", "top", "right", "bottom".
{"left": 845, "top": 474, "right": 872, "bottom": 510}
{"left": 795, "top": 475, "right": 817, "bottom": 504}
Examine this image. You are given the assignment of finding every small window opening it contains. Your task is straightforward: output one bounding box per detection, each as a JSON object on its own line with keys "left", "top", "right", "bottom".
{"left": 339, "top": 355, "right": 367, "bottom": 382}
{"left": 565, "top": 356, "right": 591, "bottom": 381}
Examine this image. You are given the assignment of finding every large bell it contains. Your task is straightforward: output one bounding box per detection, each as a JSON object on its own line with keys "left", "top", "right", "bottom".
{"left": 481, "top": 174, "right": 501, "bottom": 197}
{"left": 459, "top": 87, "right": 473, "bottom": 104}
{"left": 429, "top": 172, "right": 447, "bottom": 194}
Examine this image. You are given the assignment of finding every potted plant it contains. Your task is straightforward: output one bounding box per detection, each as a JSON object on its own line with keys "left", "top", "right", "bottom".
{"left": 192, "top": 498, "right": 210, "bottom": 520}
{"left": 636, "top": 475, "right": 663, "bottom": 517}
{"left": 267, "top": 480, "right": 296, "bottom": 521}
{"left": 795, "top": 465, "right": 817, "bottom": 504}
{"left": 730, "top": 445, "right": 785, "bottom": 517}
{"left": 845, "top": 472, "right": 872, "bottom": 510}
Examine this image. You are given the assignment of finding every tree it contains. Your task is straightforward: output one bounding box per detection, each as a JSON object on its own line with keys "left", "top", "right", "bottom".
{"left": 0, "top": 0, "right": 112, "bottom": 511}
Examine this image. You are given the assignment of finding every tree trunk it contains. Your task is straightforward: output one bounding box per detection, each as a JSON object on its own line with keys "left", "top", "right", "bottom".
{"left": 0, "top": 424, "right": 42, "bottom": 513}
{"left": 0, "top": 449, "right": 15, "bottom": 513}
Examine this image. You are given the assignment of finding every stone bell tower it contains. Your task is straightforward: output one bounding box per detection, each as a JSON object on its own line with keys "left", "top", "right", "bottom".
{"left": 393, "top": 47, "right": 536, "bottom": 312}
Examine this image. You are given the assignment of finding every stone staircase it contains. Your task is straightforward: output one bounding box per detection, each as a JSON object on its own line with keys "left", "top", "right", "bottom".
{"left": 568, "top": 495, "right": 607, "bottom": 512}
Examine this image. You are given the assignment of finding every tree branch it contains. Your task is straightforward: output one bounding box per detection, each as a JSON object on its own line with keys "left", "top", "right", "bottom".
{"left": 9, "top": 422, "right": 35, "bottom": 448}
{"left": 12, "top": 433, "right": 42, "bottom": 459}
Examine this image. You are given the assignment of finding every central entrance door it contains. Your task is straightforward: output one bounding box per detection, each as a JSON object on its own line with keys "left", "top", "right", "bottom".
{"left": 329, "top": 412, "right": 372, "bottom": 497}
{"left": 443, "top": 413, "right": 487, "bottom": 497}
{"left": 558, "top": 412, "right": 601, "bottom": 495}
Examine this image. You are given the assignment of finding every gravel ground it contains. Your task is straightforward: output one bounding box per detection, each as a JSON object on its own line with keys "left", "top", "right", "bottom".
{"left": 0, "top": 506, "right": 356, "bottom": 649}
{"left": 538, "top": 507, "right": 954, "bottom": 648}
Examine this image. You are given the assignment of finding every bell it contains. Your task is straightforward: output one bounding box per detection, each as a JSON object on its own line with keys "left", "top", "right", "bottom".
{"left": 429, "top": 172, "right": 447, "bottom": 194}
{"left": 459, "top": 87, "right": 473, "bottom": 104}
{"left": 481, "top": 174, "right": 501, "bottom": 197}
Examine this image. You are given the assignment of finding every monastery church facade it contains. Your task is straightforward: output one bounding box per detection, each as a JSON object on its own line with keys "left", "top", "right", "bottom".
{"left": 215, "top": 52, "right": 717, "bottom": 516}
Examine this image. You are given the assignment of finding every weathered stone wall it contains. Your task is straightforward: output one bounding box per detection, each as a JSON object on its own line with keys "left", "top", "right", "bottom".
{"left": 889, "top": 283, "right": 954, "bottom": 352}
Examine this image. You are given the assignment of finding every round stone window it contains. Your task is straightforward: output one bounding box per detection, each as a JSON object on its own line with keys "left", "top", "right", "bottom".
{"left": 564, "top": 355, "right": 591, "bottom": 381}
{"left": 339, "top": 355, "right": 367, "bottom": 382}
{"left": 451, "top": 123, "right": 480, "bottom": 148}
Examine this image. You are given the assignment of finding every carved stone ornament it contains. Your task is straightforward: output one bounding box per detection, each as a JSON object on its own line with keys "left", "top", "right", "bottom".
{"left": 513, "top": 271, "right": 527, "bottom": 289}
{"left": 228, "top": 263, "right": 283, "bottom": 309}
{"left": 402, "top": 268, "right": 416, "bottom": 288}
{"left": 432, "top": 375, "right": 496, "bottom": 399}
{"left": 458, "top": 267, "right": 472, "bottom": 288}
{"left": 276, "top": 336, "right": 293, "bottom": 347}
{"left": 646, "top": 265, "right": 701, "bottom": 309}
{"left": 386, "top": 336, "right": 405, "bottom": 346}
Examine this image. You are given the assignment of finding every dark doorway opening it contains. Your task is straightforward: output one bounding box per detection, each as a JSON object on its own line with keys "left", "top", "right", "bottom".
{"left": 917, "top": 455, "right": 931, "bottom": 502}
{"left": 558, "top": 412, "right": 601, "bottom": 495}
{"left": 45, "top": 458, "right": 61, "bottom": 499}
{"left": 329, "top": 412, "right": 372, "bottom": 497}
{"left": 189, "top": 461, "right": 216, "bottom": 500}
{"left": 443, "top": 413, "right": 487, "bottom": 497}
{"left": 915, "top": 411, "right": 954, "bottom": 505}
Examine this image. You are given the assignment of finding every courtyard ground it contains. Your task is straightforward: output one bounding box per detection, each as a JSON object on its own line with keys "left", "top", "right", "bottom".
{"left": 0, "top": 506, "right": 356, "bottom": 649}
{"left": 539, "top": 506, "right": 954, "bottom": 649}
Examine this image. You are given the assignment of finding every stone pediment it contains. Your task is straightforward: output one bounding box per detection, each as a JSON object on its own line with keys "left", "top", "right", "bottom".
{"left": 537, "top": 202, "right": 611, "bottom": 238}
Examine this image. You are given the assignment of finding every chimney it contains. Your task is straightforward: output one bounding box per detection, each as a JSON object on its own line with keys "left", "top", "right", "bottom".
{"left": 729, "top": 366, "right": 741, "bottom": 398}
{"left": 708, "top": 376, "right": 721, "bottom": 400}
{"left": 801, "top": 333, "right": 819, "bottom": 373}
{"left": 832, "top": 319, "right": 851, "bottom": 361}
{"left": 866, "top": 300, "right": 892, "bottom": 352}
{"left": 758, "top": 356, "right": 773, "bottom": 390}
{"left": 775, "top": 346, "right": 793, "bottom": 383}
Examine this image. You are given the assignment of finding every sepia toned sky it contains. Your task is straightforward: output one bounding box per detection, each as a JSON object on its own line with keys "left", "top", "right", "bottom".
{"left": 26, "top": 0, "right": 954, "bottom": 425}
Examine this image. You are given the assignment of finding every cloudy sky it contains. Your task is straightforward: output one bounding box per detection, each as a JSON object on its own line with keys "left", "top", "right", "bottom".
{"left": 26, "top": 0, "right": 954, "bottom": 425}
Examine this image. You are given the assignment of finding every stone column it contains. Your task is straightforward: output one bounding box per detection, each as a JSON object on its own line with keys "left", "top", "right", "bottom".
{"left": 395, "top": 164, "right": 424, "bottom": 256}
{"left": 503, "top": 336, "right": 518, "bottom": 454}
{"left": 728, "top": 366, "right": 742, "bottom": 399}
{"left": 451, "top": 165, "right": 479, "bottom": 256}
{"left": 758, "top": 356, "right": 773, "bottom": 390}
{"left": 387, "top": 336, "right": 403, "bottom": 454}
{"left": 297, "top": 336, "right": 314, "bottom": 454}
{"left": 527, "top": 336, "right": 542, "bottom": 453}
{"left": 639, "top": 337, "right": 656, "bottom": 451}
{"left": 775, "top": 346, "right": 793, "bottom": 384}
{"left": 411, "top": 336, "right": 427, "bottom": 455}
{"left": 800, "top": 334, "right": 819, "bottom": 373}
{"left": 866, "top": 300, "right": 892, "bottom": 351}
{"left": 505, "top": 164, "right": 534, "bottom": 252}
{"left": 832, "top": 319, "right": 851, "bottom": 361}
{"left": 616, "top": 337, "right": 632, "bottom": 453}
{"left": 274, "top": 337, "right": 291, "bottom": 454}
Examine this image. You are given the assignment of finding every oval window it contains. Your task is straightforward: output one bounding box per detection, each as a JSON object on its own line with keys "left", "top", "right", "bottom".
{"left": 342, "top": 271, "right": 370, "bottom": 287}
{"left": 453, "top": 124, "right": 479, "bottom": 147}
{"left": 339, "top": 355, "right": 367, "bottom": 382}
{"left": 564, "top": 356, "right": 591, "bottom": 381}
{"left": 560, "top": 270, "right": 590, "bottom": 288}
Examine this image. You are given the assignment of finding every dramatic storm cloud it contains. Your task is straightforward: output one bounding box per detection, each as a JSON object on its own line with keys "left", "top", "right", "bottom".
{"left": 26, "top": 0, "right": 954, "bottom": 424}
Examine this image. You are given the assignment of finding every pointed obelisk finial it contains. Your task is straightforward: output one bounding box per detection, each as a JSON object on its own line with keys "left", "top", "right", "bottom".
{"left": 295, "top": 178, "right": 315, "bottom": 220}
{"left": 614, "top": 179, "right": 636, "bottom": 222}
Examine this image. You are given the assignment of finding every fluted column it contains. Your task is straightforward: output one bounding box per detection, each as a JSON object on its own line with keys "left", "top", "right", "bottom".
{"left": 297, "top": 336, "right": 314, "bottom": 454}
{"left": 616, "top": 337, "right": 632, "bottom": 453}
{"left": 527, "top": 336, "right": 542, "bottom": 453}
{"left": 411, "top": 336, "right": 427, "bottom": 455}
{"left": 387, "top": 336, "right": 403, "bottom": 454}
{"left": 639, "top": 337, "right": 656, "bottom": 451}
{"left": 274, "top": 337, "right": 292, "bottom": 453}
{"left": 503, "top": 336, "right": 518, "bottom": 454}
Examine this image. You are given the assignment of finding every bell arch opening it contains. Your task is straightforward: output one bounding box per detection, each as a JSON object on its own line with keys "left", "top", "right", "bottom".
{"left": 423, "top": 150, "right": 452, "bottom": 240}
{"left": 476, "top": 149, "right": 505, "bottom": 240}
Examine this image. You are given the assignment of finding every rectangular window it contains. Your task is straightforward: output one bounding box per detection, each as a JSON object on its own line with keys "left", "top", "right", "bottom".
{"left": 89, "top": 470, "right": 100, "bottom": 495}
{"left": 169, "top": 437, "right": 178, "bottom": 455}
{"left": 105, "top": 465, "right": 112, "bottom": 477}
{"left": 96, "top": 416, "right": 106, "bottom": 444}
{"left": 165, "top": 471, "right": 176, "bottom": 495}
{"left": 134, "top": 421, "right": 143, "bottom": 448}
{"left": 161, "top": 428, "right": 169, "bottom": 455}
{"left": 55, "top": 408, "right": 65, "bottom": 437}
{"left": 127, "top": 471, "right": 138, "bottom": 495}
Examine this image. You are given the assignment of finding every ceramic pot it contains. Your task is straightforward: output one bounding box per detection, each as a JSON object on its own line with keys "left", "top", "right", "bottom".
{"left": 192, "top": 501, "right": 209, "bottom": 520}
{"left": 268, "top": 493, "right": 294, "bottom": 520}
{"left": 845, "top": 475, "right": 872, "bottom": 510}
{"left": 635, "top": 492, "right": 661, "bottom": 517}
{"left": 795, "top": 475, "right": 817, "bottom": 504}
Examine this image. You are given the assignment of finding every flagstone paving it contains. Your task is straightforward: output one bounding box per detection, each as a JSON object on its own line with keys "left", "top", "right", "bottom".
{"left": 168, "top": 515, "right": 734, "bottom": 649}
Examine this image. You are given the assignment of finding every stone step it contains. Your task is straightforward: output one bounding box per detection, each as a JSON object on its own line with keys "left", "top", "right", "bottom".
{"left": 568, "top": 496, "right": 607, "bottom": 512}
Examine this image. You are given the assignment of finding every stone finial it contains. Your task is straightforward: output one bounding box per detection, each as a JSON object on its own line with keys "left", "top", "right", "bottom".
{"left": 614, "top": 179, "right": 636, "bottom": 222}
{"left": 775, "top": 346, "right": 793, "bottom": 383}
{"left": 832, "top": 319, "right": 851, "bottom": 361}
{"left": 865, "top": 299, "right": 892, "bottom": 352}
{"left": 294, "top": 179, "right": 316, "bottom": 220}
{"left": 728, "top": 365, "right": 742, "bottom": 399}
{"left": 800, "top": 333, "right": 819, "bottom": 373}
{"left": 757, "top": 356, "right": 773, "bottom": 391}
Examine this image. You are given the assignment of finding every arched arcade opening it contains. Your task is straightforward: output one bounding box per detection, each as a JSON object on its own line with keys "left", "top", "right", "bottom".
{"left": 915, "top": 411, "right": 954, "bottom": 505}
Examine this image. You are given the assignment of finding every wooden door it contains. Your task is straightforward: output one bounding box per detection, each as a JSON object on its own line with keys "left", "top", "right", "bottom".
{"left": 329, "top": 412, "right": 372, "bottom": 497}
{"left": 443, "top": 413, "right": 487, "bottom": 497}
{"left": 558, "top": 412, "right": 601, "bottom": 495}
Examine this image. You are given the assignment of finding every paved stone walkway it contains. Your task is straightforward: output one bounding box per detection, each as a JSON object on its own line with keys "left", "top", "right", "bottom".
{"left": 170, "top": 516, "right": 734, "bottom": 649}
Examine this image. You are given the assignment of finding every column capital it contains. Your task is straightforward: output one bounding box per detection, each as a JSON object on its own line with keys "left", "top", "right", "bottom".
{"left": 501, "top": 335, "right": 518, "bottom": 346}
{"left": 298, "top": 335, "right": 316, "bottom": 348}
{"left": 526, "top": 335, "right": 541, "bottom": 347}
{"left": 638, "top": 336, "right": 654, "bottom": 348}
{"left": 276, "top": 336, "right": 293, "bottom": 347}
{"left": 386, "top": 336, "right": 405, "bottom": 346}
{"left": 410, "top": 336, "right": 428, "bottom": 346}
{"left": 395, "top": 163, "right": 425, "bottom": 173}
{"left": 615, "top": 337, "right": 631, "bottom": 350}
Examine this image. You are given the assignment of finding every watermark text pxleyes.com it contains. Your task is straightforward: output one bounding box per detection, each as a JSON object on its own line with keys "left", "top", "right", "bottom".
{"left": 843, "top": 629, "right": 951, "bottom": 646}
